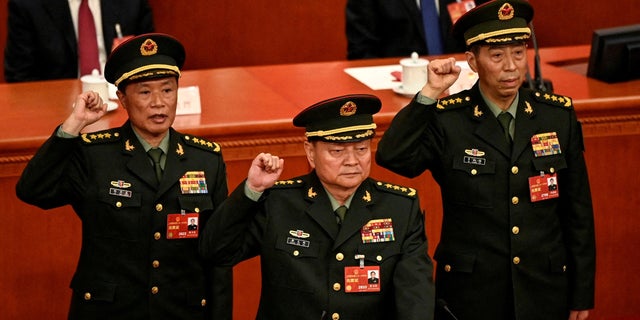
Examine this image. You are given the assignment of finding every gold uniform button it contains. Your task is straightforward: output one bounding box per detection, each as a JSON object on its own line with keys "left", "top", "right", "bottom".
{"left": 333, "top": 283, "right": 341, "bottom": 291}
{"left": 293, "top": 250, "right": 300, "bottom": 257}
{"left": 332, "top": 313, "right": 340, "bottom": 320}
{"left": 562, "top": 265, "right": 567, "bottom": 272}
{"left": 336, "top": 253, "right": 344, "bottom": 261}
{"left": 444, "top": 264, "right": 452, "bottom": 272}
{"left": 511, "top": 166, "right": 519, "bottom": 174}
{"left": 511, "top": 197, "right": 519, "bottom": 205}
{"left": 84, "top": 292, "right": 91, "bottom": 300}
{"left": 154, "top": 232, "right": 161, "bottom": 240}
{"left": 550, "top": 167, "right": 555, "bottom": 173}
{"left": 471, "top": 169, "right": 478, "bottom": 175}
{"left": 195, "top": 207, "right": 200, "bottom": 213}
{"left": 152, "top": 260, "right": 160, "bottom": 268}
{"left": 201, "top": 299, "right": 207, "bottom": 307}
{"left": 513, "top": 257, "right": 521, "bottom": 265}
{"left": 151, "top": 286, "right": 159, "bottom": 294}
{"left": 512, "top": 226, "right": 520, "bottom": 235}
{"left": 116, "top": 201, "right": 122, "bottom": 208}
{"left": 155, "top": 204, "right": 163, "bottom": 212}
{"left": 376, "top": 255, "right": 382, "bottom": 262}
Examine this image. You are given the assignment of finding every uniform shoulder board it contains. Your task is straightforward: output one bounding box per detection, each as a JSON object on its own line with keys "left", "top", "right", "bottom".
{"left": 181, "top": 134, "right": 222, "bottom": 154}
{"left": 531, "top": 91, "right": 573, "bottom": 109}
{"left": 80, "top": 128, "right": 122, "bottom": 145}
{"left": 271, "top": 179, "right": 304, "bottom": 189}
{"left": 373, "top": 180, "right": 417, "bottom": 199}
{"left": 435, "top": 91, "right": 474, "bottom": 112}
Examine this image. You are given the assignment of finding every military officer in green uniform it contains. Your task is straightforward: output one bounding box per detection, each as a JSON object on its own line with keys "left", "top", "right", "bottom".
{"left": 200, "top": 94, "right": 435, "bottom": 319}
{"left": 16, "top": 34, "right": 232, "bottom": 320}
{"left": 376, "top": 1, "right": 596, "bottom": 320}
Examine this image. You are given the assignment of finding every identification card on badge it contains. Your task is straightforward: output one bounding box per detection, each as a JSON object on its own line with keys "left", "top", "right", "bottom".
{"left": 529, "top": 173, "right": 559, "bottom": 202}
{"left": 448, "top": 0, "right": 476, "bottom": 24}
{"left": 167, "top": 213, "right": 199, "bottom": 239}
{"left": 344, "top": 266, "right": 381, "bottom": 293}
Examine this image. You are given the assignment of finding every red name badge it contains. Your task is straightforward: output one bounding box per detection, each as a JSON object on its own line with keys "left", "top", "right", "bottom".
{"left": 344, "top": 266, "right": 381, "bottom": 293}
{"left": 529, "top": 173, "right": 559, "bottom": 202}
{"left": 166, "top": 213, "right": 199, "bottom": 239}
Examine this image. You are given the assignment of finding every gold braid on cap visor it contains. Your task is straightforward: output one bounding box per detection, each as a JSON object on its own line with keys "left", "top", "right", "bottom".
{"left": 466, "top": 27, "right": 531, "bottom": 46}
{"left": 114, "top": 64, "right": 181, "bottom": 86}
{"left": 305, "top": 123, "right": 377, "bottom": 138}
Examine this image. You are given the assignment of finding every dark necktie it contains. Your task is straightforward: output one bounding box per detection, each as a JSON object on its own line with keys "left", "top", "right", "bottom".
{"left": 148, "top": 148, "right": 164, "bottom": 184}
{"left": 335, "top": 205, "right": 348, "bottom": 225}
{"left": 421, "top": 0, "right": 444, "bottom": 55}
{"left": 497, "top": 112, "right": 513, "bottom": 144}
{"left": 78, "top": 0, "right": 100, "bottom": 76}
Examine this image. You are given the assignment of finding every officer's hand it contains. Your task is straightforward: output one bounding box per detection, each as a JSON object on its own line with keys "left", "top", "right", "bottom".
{"left": 61, "top": 91, "right": 108, "bottom": 136}
{"left": 247, "top": 153, "right": 284, "bottom": 192}
{"left": 420, "top": 57, "right": 461, "bottom": 100}
{"left": 568, "top": 310, "right": 589, "bottom": 320}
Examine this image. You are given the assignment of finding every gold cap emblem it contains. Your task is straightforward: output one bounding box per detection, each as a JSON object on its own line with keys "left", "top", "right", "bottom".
{"left": 498, "top": 3, "right": 515, "bottom": 20}
{"left": 140, "top": 39, "right": 158, "bottom": 56}
{"left": 340, "top": 101, "right": 357, "bottom": 116}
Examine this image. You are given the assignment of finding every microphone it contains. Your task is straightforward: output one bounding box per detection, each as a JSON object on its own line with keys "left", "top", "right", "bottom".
{"left": 526, "top": 22, "right": 554, "bottom": 92}
{"left": 437, "top": 299, "right": 460, "bottom": 320}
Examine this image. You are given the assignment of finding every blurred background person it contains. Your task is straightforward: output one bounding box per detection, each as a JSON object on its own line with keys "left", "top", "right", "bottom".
{"left": 346, "top": 0, "right": 488, "bottom": 59}
{"left": 4, "top": 0, "right": 154, "bottom": 82}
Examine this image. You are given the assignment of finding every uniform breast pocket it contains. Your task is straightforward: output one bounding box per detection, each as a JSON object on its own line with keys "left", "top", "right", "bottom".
{"left": 94, "top": 191, "right": 142, "bottom": 240}
{"left": 448, "top": 157, "right": 496, "bottom": 208}
{"left": 274, "top": 234, "right": 321, "bottom": 259}
{"left": 178, "top": 195, "right": 214, "bottom": 213}
{"left": 433, "top": 248, "right": 477, "bottom": 274}
{"left": 358, "top": 243, "right": 402, "bottom": 269}
{"left": 272, "top": 234, "right": 322, "bottom": 292}
{"left": 531, "top": 155, "right": 567, "bottom": 174}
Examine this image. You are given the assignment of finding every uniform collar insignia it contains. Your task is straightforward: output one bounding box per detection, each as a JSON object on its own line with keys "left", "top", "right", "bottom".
{"left": 362, "top": 190, "right": 372, "bottom": 203}
{"left": 524, "top": 101, "right": 534, "bottom": 115}
{"left": 125, "top": 139, "right": 135, "bottom": 151}
{"left": 289, "top": 229, "right": 310, "bottom": 238}
{"left": 473, "top": 105, "right": 483, "bottom": 117}
{"left": 307, "top": 187, "right": 317, "bottom": 199}
{"left": 176, "top": 143, "right": 184, "bottom": 156}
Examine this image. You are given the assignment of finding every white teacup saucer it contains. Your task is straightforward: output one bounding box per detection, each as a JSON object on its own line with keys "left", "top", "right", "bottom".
{"left": 392, "top": 85, "right": 418, "bottom": 98}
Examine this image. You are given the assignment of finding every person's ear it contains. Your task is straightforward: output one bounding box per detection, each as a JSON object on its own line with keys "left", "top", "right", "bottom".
{"left": 466, "top": 51, "right": 477, "bottom": 72}
{"left": 304, "top": 141, "right": 316, "bottom": 169}
{"left": 116, "top": 90, "right": 127, "bottom": 110}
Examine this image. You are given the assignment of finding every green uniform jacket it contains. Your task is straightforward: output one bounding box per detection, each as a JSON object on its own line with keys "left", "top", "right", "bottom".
{"left": 376, "top": 84, "right": 596, "bottom": 320}
{"left": 201, "top": 172, "right": 435, "bottom": 320}
{"left": 16, "top": 122, "right": 232, "bottom": 320}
